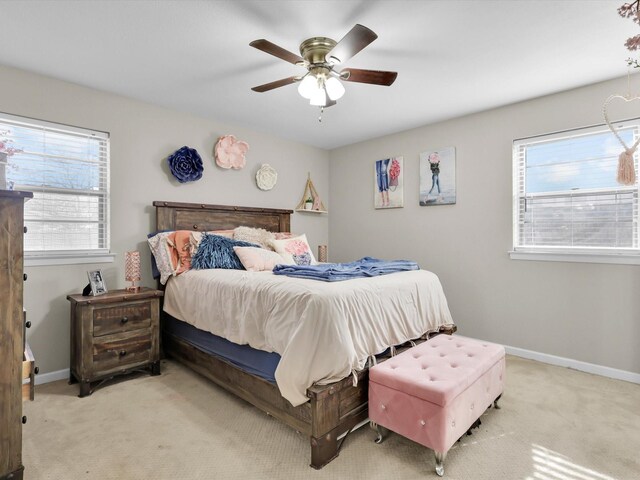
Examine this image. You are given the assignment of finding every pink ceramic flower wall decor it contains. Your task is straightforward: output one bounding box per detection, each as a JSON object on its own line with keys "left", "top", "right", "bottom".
{"left": 214, "top": 135, "right": 249, "bottom": 169}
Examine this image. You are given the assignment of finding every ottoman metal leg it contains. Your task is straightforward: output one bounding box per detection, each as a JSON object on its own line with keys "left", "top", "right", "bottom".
{"left": 369, "top": 421, "right": 389, "bottom": 444}
{"left": 435, "top": 451, "right": 447, "bottom": 477}
{"left": 494, "top": 393, "right": 502, "bottom": 410}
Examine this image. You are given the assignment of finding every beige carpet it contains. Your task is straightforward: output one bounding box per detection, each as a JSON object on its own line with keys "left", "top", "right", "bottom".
{"left": 23, "top": 356, "right": 640, "bottom": 479}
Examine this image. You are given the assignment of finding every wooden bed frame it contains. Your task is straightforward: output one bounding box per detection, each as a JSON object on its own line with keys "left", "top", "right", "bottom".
{"left": 153, "top": 200, "right": 455, "bottom": 469}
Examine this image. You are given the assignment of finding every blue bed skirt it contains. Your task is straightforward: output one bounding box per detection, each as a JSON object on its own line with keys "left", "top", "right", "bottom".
{"left": 163, "top": 315, "right": 280, "bottom": 384}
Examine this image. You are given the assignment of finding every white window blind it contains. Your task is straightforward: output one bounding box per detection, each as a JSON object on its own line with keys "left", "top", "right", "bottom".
{"left": 513, "top": 121, "right": 639, "bottom": 258}
{"left": 1, "top": 113, "right": 110, "bottom": 258}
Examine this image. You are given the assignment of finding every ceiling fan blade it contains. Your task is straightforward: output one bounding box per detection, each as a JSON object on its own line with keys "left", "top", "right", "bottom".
{"left": 326, "top": 24, "right": 378, "bottom": 64}
{"left": 340, "top": 68, "right": 398, "bottom": 86}
{"left": 250, "top": 39, "right": 304, "bottom": 65}
{"left": 251, "top": 76, "right": 299, "bottom": 93}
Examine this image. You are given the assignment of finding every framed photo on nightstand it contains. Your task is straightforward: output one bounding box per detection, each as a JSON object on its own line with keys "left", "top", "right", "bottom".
{"left": 87, "top": 270, "right": 107, "bottom": 296}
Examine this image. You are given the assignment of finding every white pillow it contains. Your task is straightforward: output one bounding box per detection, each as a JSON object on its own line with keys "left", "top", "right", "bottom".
{"left": 233, "top": 246, "right": 291, "bottom": 272}
{"left": 270, "top": 234, "right": 317, "bottom": 266}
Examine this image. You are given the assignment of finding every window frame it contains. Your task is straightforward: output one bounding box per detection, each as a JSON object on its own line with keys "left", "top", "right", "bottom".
{"left": 511, "top": 120, "right": 640, "bottom": 265}
{"left": 1, "top": 112, "right": 115, "bottom": 266}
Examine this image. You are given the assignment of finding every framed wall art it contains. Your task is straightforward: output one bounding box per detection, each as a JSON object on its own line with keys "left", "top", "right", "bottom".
{"left": 374, "top": 156, "right": 403, "bottom": 209}
{"left": 419, "top": 147, "right": 456, "bottom": 206}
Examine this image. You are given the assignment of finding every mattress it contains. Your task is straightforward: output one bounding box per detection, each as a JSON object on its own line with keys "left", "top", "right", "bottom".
{"left": 163, "top": 268, "right": 454, "bottom": 406}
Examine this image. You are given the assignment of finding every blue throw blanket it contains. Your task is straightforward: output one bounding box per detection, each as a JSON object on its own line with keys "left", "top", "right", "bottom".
{"left": 272, "top": 256, "right": 419, "bottom": 282}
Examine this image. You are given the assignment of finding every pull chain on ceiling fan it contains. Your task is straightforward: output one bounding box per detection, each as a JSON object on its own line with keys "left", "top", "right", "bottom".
{"left": 250, "top": 24, "right": 398, "bottom": 109}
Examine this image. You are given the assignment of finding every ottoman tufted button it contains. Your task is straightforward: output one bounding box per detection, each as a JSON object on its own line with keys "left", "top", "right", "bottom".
{"left": 420, "top": 420, "right": 426, "bottom": 426}
{"left": 381, "top": 404, "right": 386, "bottom": 410}
{"left": 451, "top": 364, "right": 457, "bottom": 368}
{"left": 470, "top": 403, "right": 475, "bottom": 410}
{"left": 467, "top": 353, "right": 474, "bottom": 357}
{"left": 439, "top": 353, "right": 446, "bottom": 357}
{"left": 451, "top": 420, "right": 456, "bottom": 427}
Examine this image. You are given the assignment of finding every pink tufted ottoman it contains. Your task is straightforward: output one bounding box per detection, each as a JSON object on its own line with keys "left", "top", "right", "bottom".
{"left": 368, "top": 334, "right": 505, "bottom": 476}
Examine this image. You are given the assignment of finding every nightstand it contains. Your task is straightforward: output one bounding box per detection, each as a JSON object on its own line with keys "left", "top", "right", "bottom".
{"left": 67, "top": 287, "right": 163, "bottom": 397}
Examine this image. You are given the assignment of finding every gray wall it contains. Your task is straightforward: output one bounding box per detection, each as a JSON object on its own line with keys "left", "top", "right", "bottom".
{"left": 0, "top": 65, "right": 329, "bottom": 374}
{"left": 329, "top": 75, "right": 640, "bottom": 375}
{"left": 2, "top": 63, "right": 638, "bottom": 378}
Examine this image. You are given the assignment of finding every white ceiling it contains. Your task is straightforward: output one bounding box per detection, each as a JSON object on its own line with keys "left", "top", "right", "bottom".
{"left": 0, "top": 0, "right": 634, "bottom": 149}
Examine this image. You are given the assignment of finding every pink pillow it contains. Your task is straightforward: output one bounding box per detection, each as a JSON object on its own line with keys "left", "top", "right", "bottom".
{"left": 233, "top": 246, "right": 291, "bottom": 272}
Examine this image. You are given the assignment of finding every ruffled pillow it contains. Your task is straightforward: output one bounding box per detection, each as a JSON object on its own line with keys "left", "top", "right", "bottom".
{"left": 191, "top": 234, "right": 259, "bottom": 270}
{"left": 233, "top": 246, "right": 291, "bottom": 272}
{"left": 270, "top": 234, "right": 317, "bottom": 266}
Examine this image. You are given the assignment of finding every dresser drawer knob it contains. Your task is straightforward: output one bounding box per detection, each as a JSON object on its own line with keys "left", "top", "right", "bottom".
{"left": 25, "top": 321, "right": 31, "bottom": 329}
{"left": 34, "top": 366, "right": 39, "bottom": 374}
{"left": 119, "top": 350, "right": 127, "bottom": 357}
{"left": 23, "top": 273, "right": 28, "bottom": 281}
{"left": 22, "top": 416, "right": 27, "bottom": 424}
{"left": 121, "top": 316, "right": 129, "bottom": 324}
{"left": 24, "top": 226, "right": 28, "bottom": 234}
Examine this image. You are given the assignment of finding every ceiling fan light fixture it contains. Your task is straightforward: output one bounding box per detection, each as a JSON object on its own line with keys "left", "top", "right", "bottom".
{"left": 297, "top": 74, "right": 319, "bottom": 99}
{"left": 309, "top": 87, "right": 328, "bottom": 107}
{"left": 325, "top": 77, "right": 345, "bottom": 101}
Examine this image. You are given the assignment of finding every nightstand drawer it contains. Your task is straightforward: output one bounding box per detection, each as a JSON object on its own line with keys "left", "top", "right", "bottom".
{"left": 93, "top": 302, "right": 151, "bottom": 337}
{"left": 92, "top": 330, "right": 152, "bottom": 371}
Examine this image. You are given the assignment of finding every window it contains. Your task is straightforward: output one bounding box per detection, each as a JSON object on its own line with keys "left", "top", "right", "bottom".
{"left": 1, "top": 113, "right": 112, "bottom": 265}
{"left": 512, "top": 120, "right": 639, "bottom": 264}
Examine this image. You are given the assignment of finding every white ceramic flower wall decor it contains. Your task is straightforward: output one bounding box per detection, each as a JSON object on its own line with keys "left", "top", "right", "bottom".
{"left": 214, "top": 135, "right": 249, "bottom": 170}
{"left": 256, "top": 164, "right": 278, "bottom": 191}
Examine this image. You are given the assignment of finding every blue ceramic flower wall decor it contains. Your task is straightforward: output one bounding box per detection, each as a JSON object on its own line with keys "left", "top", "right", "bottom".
{"left": 167, "top": 146, "right": 204, "bottom": 183}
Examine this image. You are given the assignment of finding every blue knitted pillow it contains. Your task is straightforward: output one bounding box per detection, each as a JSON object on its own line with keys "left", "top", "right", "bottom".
{"left": 191, "top": 234, "right": 260, "bottom": 270}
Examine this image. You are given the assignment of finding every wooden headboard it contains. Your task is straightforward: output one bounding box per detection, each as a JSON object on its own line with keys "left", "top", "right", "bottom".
{"left": 153, "top": 201, "right": 293, "bottom": 233}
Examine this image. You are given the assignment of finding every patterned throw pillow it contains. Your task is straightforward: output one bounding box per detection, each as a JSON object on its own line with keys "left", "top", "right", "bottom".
{"left": 270, "top": 234, "right": 317, "bottom": 266}
{"left": 233, "top": 246, "right": 291, "bottom": 272}
{"left": 147, "top": 231, "right": 179, "bottom": 284}
{"left": 191, "top": 234, "right": 260, "bottom": 270}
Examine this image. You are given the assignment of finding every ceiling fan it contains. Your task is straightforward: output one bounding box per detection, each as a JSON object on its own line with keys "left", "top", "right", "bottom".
{"left": 249, "top": 24, "right": 398, "bottom": 108}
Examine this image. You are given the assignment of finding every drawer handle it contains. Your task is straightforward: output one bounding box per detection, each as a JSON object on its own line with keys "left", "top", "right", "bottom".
{"left": 25, "top": 321, "right": 31, "bottom": 329}
{"left": 121, "top": 316, "right": 129, "bottom": 324}
{"left": 34, "top": 366, "right": 39, "bottom": 374}
{"left": 22, "top": 416, "right": 27, "bottom": 424}
{"left": 24, "top": 226, "right": 28, "bottom": 234}
{"left": 23, "top": 273, "right": 28, "bottom": 281}
{"left": 119, "top": 350, "right": 127, "bottom": 357}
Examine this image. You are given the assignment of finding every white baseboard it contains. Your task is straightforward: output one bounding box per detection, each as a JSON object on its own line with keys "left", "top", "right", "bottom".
{"left": 33, "top": 347, "right": 640, "bottom": 387}
{"left": 35, "top": 368, "right": 69, "bottom": 385}
{"left": 504, "top": 345, "right": 640, "bottom": 384}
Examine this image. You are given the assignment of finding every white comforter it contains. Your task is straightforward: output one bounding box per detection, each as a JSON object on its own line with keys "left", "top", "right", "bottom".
{"left": 163, "top": 269, "right": 454, "bottom": 406}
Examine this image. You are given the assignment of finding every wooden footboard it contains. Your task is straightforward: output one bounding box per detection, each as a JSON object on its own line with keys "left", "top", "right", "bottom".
{"left": 163, "top": 324, "right": 456, "bottom": 469}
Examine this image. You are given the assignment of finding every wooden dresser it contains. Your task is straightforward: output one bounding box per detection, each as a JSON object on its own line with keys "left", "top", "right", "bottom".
{"left": 67, "top": 288, "right": 163, "bottom": 397}
{"left": 0, "top": 190, "right": 33, "bottom": 480}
